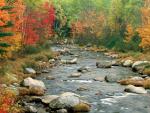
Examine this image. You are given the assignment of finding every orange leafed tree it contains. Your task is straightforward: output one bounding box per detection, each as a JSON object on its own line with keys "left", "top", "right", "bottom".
{"left": 137, "top": 0, "right": 150, "bottom": 50}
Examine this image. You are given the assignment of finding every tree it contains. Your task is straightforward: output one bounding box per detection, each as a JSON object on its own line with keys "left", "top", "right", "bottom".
{"left": 0, "top": 0, "right": 13, "bottom": 56}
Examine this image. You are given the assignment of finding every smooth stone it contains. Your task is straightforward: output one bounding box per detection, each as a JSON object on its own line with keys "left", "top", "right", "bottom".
{"left": 77, "top": 86, "right": 88, "bottom": 91}
{"left": 93, "top": 77, "right": 104, "bottom": 82}
{"left": 42, "top": 95, "right": 59, "bottom": 104}
{"left": 96, "top": 61, "right": 112, "bottom": 68}
{"left": 46, "top": 76, "right": 55, "bottom": 80}
{"left": 123, "top": 60, "right": 133, "bottom": 67}
{"left": 22, "top": 77, "right": 46, "bottom": 90}
{"left": 77, "top": 66, "right": 90, "bottom": 73}
{"left": 69, "top": 72, "right": 82, "bottom": 78}
{"left": 124, "top": 85, "right": 147, "bottom": 94}
{"left": 56, "top": 109, "right": 68, "bottom": 113}
{"left": 25, "top": 68, "right": 36, "bottom": 74}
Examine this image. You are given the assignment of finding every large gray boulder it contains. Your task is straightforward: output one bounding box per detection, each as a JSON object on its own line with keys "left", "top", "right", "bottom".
{"left": 22, "top": 77, "right": 46, "bottom": 90}
{"left": 49, "top": 92, "right": 91, "bottom": 112}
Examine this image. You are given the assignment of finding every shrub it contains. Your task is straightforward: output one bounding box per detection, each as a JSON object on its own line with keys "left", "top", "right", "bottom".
{"left": 23, "top": 45, "right": 41, "bottom": 55}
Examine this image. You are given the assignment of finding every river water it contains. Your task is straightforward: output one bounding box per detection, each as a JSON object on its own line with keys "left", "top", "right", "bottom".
{"left": 37, "top": 45, "right": 150, "bottom": 113}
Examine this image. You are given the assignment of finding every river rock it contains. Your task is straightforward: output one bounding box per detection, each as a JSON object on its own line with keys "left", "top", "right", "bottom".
{"left": 123, "top": 60, "right": 133, "bottom": 67}
{"left": 96, "top": 61, "right": 112, "bottom": 68}
{"left": 57, "top": 109, "right": 68, "bottom": 113}
{"left": 61, "top": 58, "right": 77, "bottom": 64}
{"left": 105, "top": 75, "right": 121, "bottom": 83}
{"left": 25, "top": 68, "right": 36, "bottom": 74}
{"left": 77, "top": 66, "right": 90, "bottom": 73}
{"left": 46, "top": 76, "right": 55, "bottom": 80}
{"left": 49, "top": 92, "right": 90, "bottom": 112}
{"left": 27, "top": 106, "right": 38, "bottom": 113}
{"left": 124, "top": 85, "right": 147, "bottom": 94}
{"left": 42, "top": 95, "right": 59, "bottom": 104}
{"left": 22, "top": 77, "right": 46, "bottom": 90}
{"left": 93, "top": 77, "right": 104, "bottom": 82}
{"left": 77, "top": 86, "right": 88, "bottom": 91}
{"left": 49, "top": 92, "right": 80, "bottom": 109}
{"left": 69, "top": 72, "right": 82, "bottom": 78}
{"left": 29, "top": 86, "right": 45, "bottom": 96}
{"left": 132, "top": 61, "right": 150, "bottom": 73}
{"left": 73, "top": 103, "right": 91, "bottom": 112}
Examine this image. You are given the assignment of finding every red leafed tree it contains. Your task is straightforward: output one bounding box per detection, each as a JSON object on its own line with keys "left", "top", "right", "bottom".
{"left": 23, "top": 2, "right": 55, "bottom": 45}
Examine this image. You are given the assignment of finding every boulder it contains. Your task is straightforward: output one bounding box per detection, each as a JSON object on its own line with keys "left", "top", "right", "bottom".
{"left": 49, "top": 92, "right": 80, "bottom": 109}
{"left": 22, "top": 77, "right": 46, "bottom": 90}
{"left": 132, "top": 61, "right": 150, "bottom": 73}
{"left": 19, "top": 87, "right": 45, "bottom": 96}
{"left": 25, "top": 68, "right": 36, "bottom": 74}
{"left": 49, "top": 92, "right": 90, "bottom": 112}
{"left": 124, "top": 85, "right": 147, "bottom": 94}
{"left": 29, "top": 86, "right": 45, "bottom": 96}
{"left": 42, "top": 95, "right": 59, "bottom": 104}
{"left": 69, "top": 72, "right": 82, "bottom": 78}
{"left": 123, "top": 60, "right": 133, "bottom": 67}
{"left": 96, "top": 61, "right": 112, "bottom": 68}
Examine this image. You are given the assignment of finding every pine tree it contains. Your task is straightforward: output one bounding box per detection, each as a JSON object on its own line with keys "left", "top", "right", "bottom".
{"left": 0, "top": 0, "right": 13, "bottom": 55}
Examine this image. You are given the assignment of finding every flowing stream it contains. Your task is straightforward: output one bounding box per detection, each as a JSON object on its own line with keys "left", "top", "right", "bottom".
{"left": 37, "top": 45, "right": 150, "bottom": 113}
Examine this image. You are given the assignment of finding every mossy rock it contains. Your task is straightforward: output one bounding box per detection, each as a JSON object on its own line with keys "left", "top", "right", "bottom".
{"left": 73, "top": 103, "right": 91, "bottom": 112}
{"left": 143, "top": 65, "right": 150, "bottom": 75}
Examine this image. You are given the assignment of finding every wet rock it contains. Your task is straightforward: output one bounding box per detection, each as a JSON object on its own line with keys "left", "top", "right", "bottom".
{"left": 77, "top": 86, "right": 88, "bottom": 91}
{"left": 46, "top": 76, "right": 55, "bottom": 80}
{"left": 27, "top": 106, "right": 38, "bottom": 113}
{"left": 49, "top": 92, "right": 80, "bottom": 109}
{"left": 124, "top": 85, "right": 147, "bottom": 94}
{"left": 123, "top": 60, "right": 133, "bottom": 67}
{"left": 19, "top": 87, "right": 45, "bottom": 96}
{"left": 130, "top": 77, "right": 144, "bottom": 81}
{"left": 42, "top": 70, "right": 49, "bottom": 73}
{"left": 104, "top": 75, "right": 121, "bottom": 83}
{"left": 61, "top": 58, "right": 77, "bottom": 64}
{"left": 143, "top": 66, "right": 150, "bottom": 76}
{"left": 132, "top": 61, "right": 150, "bottom": 73}
{"left": 42, "top": 95, "right": 59, "bottom": 104}
{"left": 29, "top": 86, "right": 45, "bottom": 96}
{"left": 25, "top": 68, "right": 36, "bottom": 74}
{"left": 73, "top": 103, "right": 91, "bottom": 112}
{"left": 96, "top": 61, "right": 112, "bottom": 68}
{"left": 111, "top": 60, "right": 120, "bottom": 66}
{"left": 93, "top": 77, "right": 104, "bottom": 82}
{"left": 22, "top": 77, "right": 46, "bottom": 90}
{"left": 118, "top": 78, "right": 144, "bottom": 87}
{"left": 49, "top": 92, "right": 90, "bottom": 112}
{"left": 69, "top": 72, "right": 82, "bottom": 78}
{"left": 19, "top": 87, "right": 30, "bottom": 96}
{"left": 77, "top": 66, "right": 90, "bottom": 73}
{"left": 57, "top": 109, "right": 68, "bottom": 113}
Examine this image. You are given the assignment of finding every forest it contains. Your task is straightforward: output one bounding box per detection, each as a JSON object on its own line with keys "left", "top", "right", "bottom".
{"left": 0, "top": 0, "right": 150, "bottom": 113}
